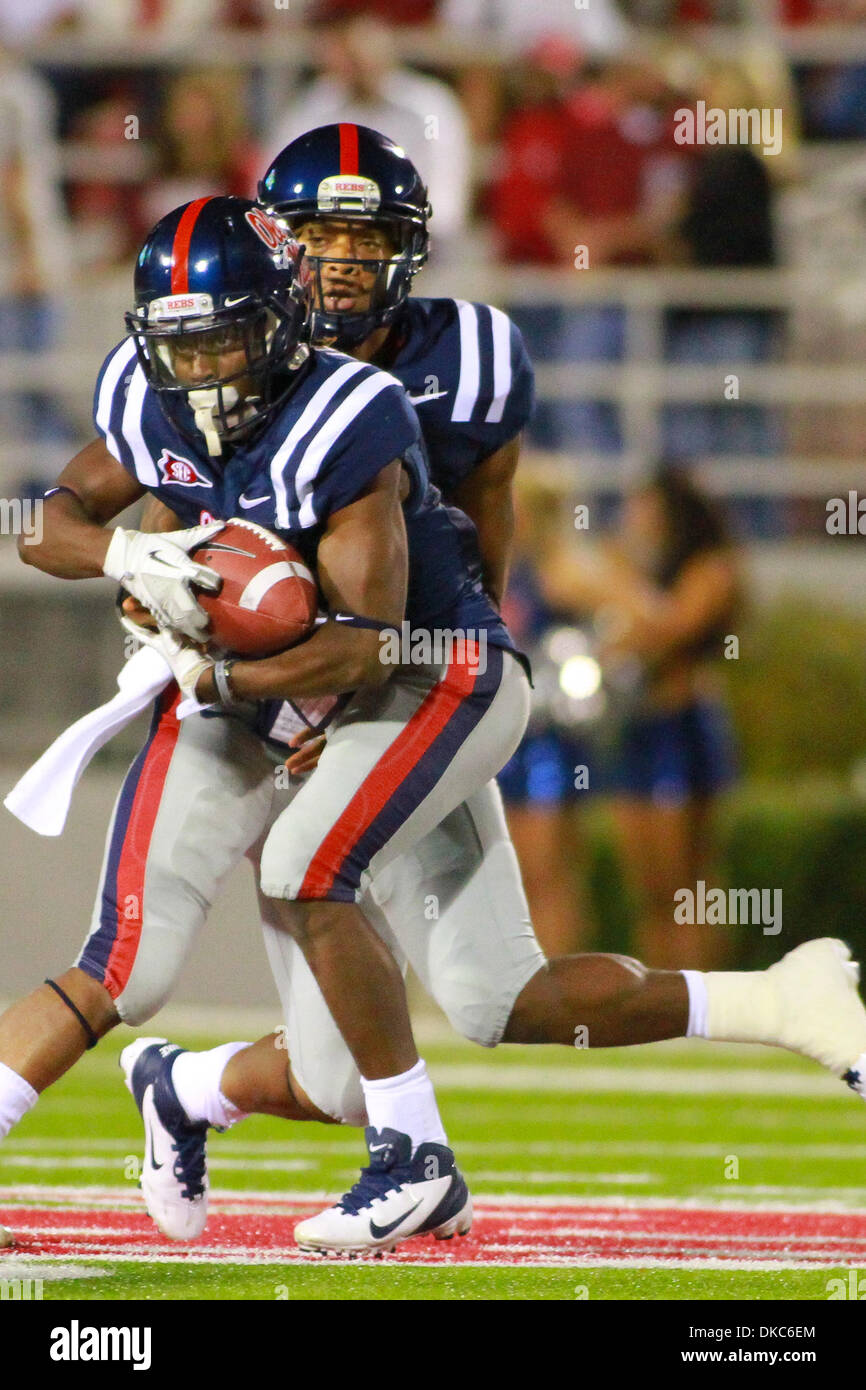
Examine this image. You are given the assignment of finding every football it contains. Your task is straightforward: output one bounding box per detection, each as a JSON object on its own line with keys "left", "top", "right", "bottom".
{"left": 191, "top": 517, "right": 318, "bottom": 657}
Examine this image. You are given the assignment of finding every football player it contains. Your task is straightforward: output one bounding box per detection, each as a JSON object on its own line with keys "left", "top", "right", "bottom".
{"left": 127, "top": 128, "right": 866, "bottom": 1256}
{"left": 3, "top": 193, "right": 538, "bottom": 1250}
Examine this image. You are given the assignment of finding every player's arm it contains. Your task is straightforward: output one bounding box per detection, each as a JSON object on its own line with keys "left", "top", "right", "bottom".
{"left": 141, "top": 495, "right": 184, "bottom": 533}
{"left": 195, "top": 459, "right": 408, "bottom": 703}
{"left": 19, "top": 436, "right": 223, "bottom": 638}
{"left": 450, "top": 434, "right": 520, "bottom": 609}
{"left": 18, "top": 437, "right": 146, "bottom": 577}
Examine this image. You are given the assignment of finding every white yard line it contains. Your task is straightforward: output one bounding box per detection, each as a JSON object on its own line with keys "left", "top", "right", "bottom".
{"left": 0, "top": 1263, "right": 110, "bottom": 1281}
{"left": 0, "top": 1156, "right": 314, "bottom": 1172}
{"left": 3, "top": 1138, "right": 864, "bottom": 1160}
{"left": 1, "top": 1250, "right": 856, "bottom": 1272}
{"left": 429, "top": 1064, "right": 844, "bottom": 1097}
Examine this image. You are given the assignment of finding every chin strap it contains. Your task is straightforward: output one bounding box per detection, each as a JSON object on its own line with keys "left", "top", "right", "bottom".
{"left": 187, "top": 385, "right": 262, "bottom": 458}
{"left": 187, "top": 388, "right": 226, "bottom": 457}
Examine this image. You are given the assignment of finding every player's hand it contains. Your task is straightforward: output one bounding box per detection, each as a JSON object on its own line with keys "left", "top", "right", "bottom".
{"left": 120, "top": 595, "right": 159, "bottom": 631}
{"left": 284, "top": 726, "right": 327, "bottom": 777}
{"left": 103, "top": 522, "right": 224, "bottom": 641}
{"left": 119, "top": 614, "right": 215, "bottom": 702}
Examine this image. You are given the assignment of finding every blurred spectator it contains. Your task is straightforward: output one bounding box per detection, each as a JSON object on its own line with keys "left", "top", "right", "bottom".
{"left": 494, "top": 50, "right": 690, "bottom": 455}
{"left": 663, "top": 55, "right": 789, "bottom": 483}
{"left": 779, "top": 0, "right": 866, "bottom": 19}
{"left": 0, "top": 46, "right": 74, "bottom": 461}
{"left": 224, "top": 0, "right": 271, "bottom": 23}
{"left": 542, "top": 465, "right": 742, "bottom": 971}
{"left": 439, "top": 0, "right": 630, "bottom": 57}
{"left": 312, "top": 0, "right": 440, "bottom": 20}
{"left": 625, "top": 0, "right": 743, "bottom": 18}
{"left": 498, "top": 478, "right": 598, "bottom": 957}
{"left": 492, "top": 54, "right": 689, "bottom": 268}
{"left": 799, "top": 63, "right": 866, "bottom": 139}
{"left": 141, "top": 70, "right": 259, "bottom": 229}
{"left": 66, "top": 97, "right": 152, "bottom": 270}
{"left": 444, "top": 0, "right": 630, "bottom": 146}
{"left": 268, "top": 16, "right": 470, "bottom": 253}
{"left": 0, "top": 0, "right": 76, "bottom": 44}
{"left": 678, "top": 147, "right": 775, "bottom": 266}
{"left": 488, "top": 37, "right": 583, "bottom": 267}
{"left": 74, "top": 0, "right": 218, "bottom": 37}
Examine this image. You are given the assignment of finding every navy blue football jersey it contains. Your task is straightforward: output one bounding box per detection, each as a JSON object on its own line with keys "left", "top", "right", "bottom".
{"left": 93, "top": 338, "right": 519, "bottom": 738}
{"left": 381, "top": 298, "right": 534, "bottom": 496}
{"left": 94, "top": 340, "right": 428, "bottom": 561}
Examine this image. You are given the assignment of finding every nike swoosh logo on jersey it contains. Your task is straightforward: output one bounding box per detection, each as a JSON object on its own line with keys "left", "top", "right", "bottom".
{"left": 369, "top": 1197, "right": 423, "bottom": 1240}
{"left": 406, "top": 391, "right": 448, "bottom": 404}
{"left": 238, "top": 493, "right": 270, "bottom": 509}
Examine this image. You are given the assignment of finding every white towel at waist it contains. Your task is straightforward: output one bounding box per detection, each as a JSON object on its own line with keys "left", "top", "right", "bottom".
{"left": 3, "top": 647, "right": 179, "bottom": 837}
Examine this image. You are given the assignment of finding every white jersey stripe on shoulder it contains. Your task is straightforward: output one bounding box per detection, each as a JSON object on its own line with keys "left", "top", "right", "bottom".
{"left": 95, "top": 339, "right": 137, "bottom": 462}
{"left": 485, "top": 305, "right": 513, "bottom": 424}
{"left": 270, "top": 358, "right": 368, "bottom": 529}
{"left": 121, "top": 363, "right": 158, "bottom": 486}
{"left": 296, "top": 372, "right": 401, "bottom": 528}
{"left": 451, "top": 300, "right": 480, "bottom": 423}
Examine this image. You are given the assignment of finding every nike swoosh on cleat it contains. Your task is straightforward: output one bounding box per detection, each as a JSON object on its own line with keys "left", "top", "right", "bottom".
{"left": 143, "top": 1090, "right": 164, "bottom": 1172}
{"left": 368, "top": 1198, "right": 423, "bottom": 1240}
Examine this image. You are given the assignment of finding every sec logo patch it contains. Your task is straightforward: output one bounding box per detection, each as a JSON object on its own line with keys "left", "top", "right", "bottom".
{"left": 157, "top": 450, "right": 213, "bottom": 488}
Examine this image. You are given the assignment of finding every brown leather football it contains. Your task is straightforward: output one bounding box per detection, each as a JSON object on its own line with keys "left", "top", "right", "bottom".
{"left": 192, "top": 518, "right": 318, "bottom": 657}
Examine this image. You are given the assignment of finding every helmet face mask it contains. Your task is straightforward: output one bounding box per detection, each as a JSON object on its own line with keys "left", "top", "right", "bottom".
{"left": 291, "top": 217, "right": 426, "bottom": 347}
{"left": 126, "top": 197, "right": 312, "bottom": 458}
{"left": 259, "top": 125, "right": 431, "bottom": 349}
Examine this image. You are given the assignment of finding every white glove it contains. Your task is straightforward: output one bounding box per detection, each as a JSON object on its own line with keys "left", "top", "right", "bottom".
{"left": 103, "top": 522, "right": 224, "bottom": 641}
{"left": 119, "top": 615, "right": 214, "bottom": 703}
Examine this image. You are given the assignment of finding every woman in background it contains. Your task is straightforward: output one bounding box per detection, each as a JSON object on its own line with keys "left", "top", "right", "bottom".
{"left": 543, "top": 465, "right": 741, "bottom": 970}
{"left": 141, "top": 69, "right": 259, "bottom": 228}
{"left": 498, "top": 477, "right": 597, "bottom": 957}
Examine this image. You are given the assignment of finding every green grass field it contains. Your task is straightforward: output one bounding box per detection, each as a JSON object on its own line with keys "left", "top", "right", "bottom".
{"left": 1, "top": 1016, "right": 864, "bottom": 1301}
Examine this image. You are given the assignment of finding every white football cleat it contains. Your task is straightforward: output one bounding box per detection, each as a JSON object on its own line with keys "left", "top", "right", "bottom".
{"left": 294, "top": 1127, "right": 473, "bottom": 1256}
{"left": 120, "top": 1037, "right": 209, "bottom": 1241}
{"left": 765, "top": 939, "right": 866, "bottom": 1083}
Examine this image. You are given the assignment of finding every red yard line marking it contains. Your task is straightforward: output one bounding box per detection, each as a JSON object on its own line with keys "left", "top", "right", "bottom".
{"left": 3, "top": 1196, "right": 866, "bottom": 1268}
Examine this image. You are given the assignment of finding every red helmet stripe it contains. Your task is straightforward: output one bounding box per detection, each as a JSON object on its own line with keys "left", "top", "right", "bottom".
{"left": 339, "top": 123, "right": 359, "bottom": 176}
{"left": 170, "top": 196, "right": 215, "bottom": 295}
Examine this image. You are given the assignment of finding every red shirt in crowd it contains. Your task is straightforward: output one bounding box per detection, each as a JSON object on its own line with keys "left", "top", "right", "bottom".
{"left": 491, "top": 85, "right": 689, "bottom": 266}
{"left": 313, "top": 0, "right": 439, "bottom": 22}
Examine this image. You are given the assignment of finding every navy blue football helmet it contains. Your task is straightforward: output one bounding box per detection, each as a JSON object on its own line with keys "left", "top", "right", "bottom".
{"left": 126, "top": 195, "right": 312, "bottom": 456}
{"left": 258, "top": 124, "right": 430, "bottom": 347}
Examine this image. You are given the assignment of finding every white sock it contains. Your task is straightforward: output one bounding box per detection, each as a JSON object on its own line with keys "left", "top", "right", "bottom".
{"left": 682, "top": 970, "right": 709, "bottom": 1038}
{"left": 171, "top": 1042, "right": 250, "bottom": 1130}
{"left": 0, "top": 1062, "right": 38, "bottom": 1140}
{"left": 361, "top": 1058, "right": 447, "bottom": 1152}
{"left": 702, "top": 969, "right": 780, "bottom": 1045}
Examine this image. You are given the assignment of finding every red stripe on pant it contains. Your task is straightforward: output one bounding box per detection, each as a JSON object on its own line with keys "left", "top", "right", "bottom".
{"left": 104, "top": 688, "right": 182, "bottom": 998}
{"left": 298, "top": 654, "right": 481, "bottom": 900}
